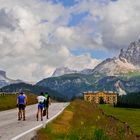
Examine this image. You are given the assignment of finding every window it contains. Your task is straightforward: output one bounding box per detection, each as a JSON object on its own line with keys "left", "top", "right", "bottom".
{"left": 86, "top": 96, "right": 90, "bottom": 101}
{"left": 107, "top": 96, "right": 110, "bottom": 103}
{"left": 92, "top": 96, "right": 95, "bottom": 102}
{"left": 113, "top": 96, "right": 116, "bottom": 103}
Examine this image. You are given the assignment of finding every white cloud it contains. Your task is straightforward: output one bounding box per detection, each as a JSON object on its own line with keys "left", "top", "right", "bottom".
{"left": 88, "top": 0, "right": 140, "bottom": 50}
{"left": 98, "top": 0, "right": 140, "bottom": 49}
{"left": 65, "top": 54, "right": 101, "bottom": 70}
{"left": 1, "top": 0, "right": 140, "bottom": 82}
{"left": 70, "top": 0, "right": 140, "bottom": 50}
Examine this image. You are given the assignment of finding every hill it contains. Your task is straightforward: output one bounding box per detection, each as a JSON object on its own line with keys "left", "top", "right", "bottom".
{"left": 37, "top": 72, "right": 140, "bottom": 100}
{"left": 1, "top": 82, "right": 67, "bottom": 101}
{"left": 36, "top": 73, "right": 99, "bottom": 99}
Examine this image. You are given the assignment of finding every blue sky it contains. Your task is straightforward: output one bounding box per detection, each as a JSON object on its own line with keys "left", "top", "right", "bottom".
{"left": 49, "top": 0, "right": 79, "bottom": 7}
{"left": 50, "top": 0, "right": 110, "bottom": 7}
{"left": 71, "top": 49, "right": 117, "bottom": 60}
{"left": 68, "top": 12, "right": 89, "bottom": 27}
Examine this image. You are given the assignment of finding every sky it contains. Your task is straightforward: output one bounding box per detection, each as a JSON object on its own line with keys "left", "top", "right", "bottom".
{"left": 0, "top": 0, "right": 140, "bottom": 82}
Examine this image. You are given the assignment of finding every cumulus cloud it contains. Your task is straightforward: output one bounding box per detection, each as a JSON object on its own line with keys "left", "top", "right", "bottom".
{"left": 54, "top": 26, "right": 102, "bottom": 50}
{"left": 66, "top": 54, "right": 100, "bottom": 70}
{"left": 77, "top": 0, "right": 140, "bottom": 50}
{"left": 0, "top": 0, "right": 101, "bottom": 81}
{"left": 100, "top": 0, "right": 140, "bottom": 49}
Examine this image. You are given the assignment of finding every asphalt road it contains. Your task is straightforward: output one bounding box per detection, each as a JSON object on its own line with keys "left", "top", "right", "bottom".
{"left": 0, "top": 103, "right": 69, "bottom": 140}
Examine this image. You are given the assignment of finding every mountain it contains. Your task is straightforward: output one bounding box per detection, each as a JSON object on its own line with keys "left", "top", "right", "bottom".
{"left": 0, "top": 70, "right": 22, "bottom": 88}
{"left": 52, "top": 67, "right": 78, "bottom": 77}
{"left": 1, "top": 40, "right": 139, "bottom": 101}
{"left": 52, "top": 67, "right": 94, "bottom": 77}
{"left": 80, "top": 69, "right": 93, "bottom": 75}
{"left": 92, "top": 40, "right": 140, "bottom": 76}
{"left": 1, "top": 82, "right": 66, "bottom": 101}
{"left": 92, "top": 57, "right": 137, "bottom": 76}
{"left": 52, "top": 40, "right": 140, "bottom": 78}
{"left": 119, "top": 40, "right": 140, "bottom": 67}
{"left": 37, "top": 40, "right": 140, "bottom": 100}
{"left": 37, "top": 73, "right": 96, "bottom": 100}
{"left": 37, "top": 72, "right": 140, "bottom": 100}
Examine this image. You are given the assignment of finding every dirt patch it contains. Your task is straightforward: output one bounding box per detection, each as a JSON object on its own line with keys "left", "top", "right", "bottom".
{"left": 99, "top": 108, "right": 140, "bottom": 140}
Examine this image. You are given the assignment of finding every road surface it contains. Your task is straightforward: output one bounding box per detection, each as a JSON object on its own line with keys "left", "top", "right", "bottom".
{"left": 0, "top": 103, "right": 69, "bottom": 140}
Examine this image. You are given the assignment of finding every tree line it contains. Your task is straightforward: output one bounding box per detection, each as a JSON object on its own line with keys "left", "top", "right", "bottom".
{"left": 115, "top": 92, "right": 140, "bottom": 108}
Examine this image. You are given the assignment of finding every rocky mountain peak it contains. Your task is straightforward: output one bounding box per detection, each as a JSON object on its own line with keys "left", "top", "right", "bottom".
{"left": 52, "top": 67, "right": 78, "bottom": 77}
{"left": 0, "top": 69, "right": 23, "bottom": 88}
{"left": 92, "top": 40, "right": 140, "bottom": 76}
{"left": 80, "top": 69, "right": 93, "bottom": 75}
{"left": 52, "top": 67, "right": 94, "bottom": 77}
{"left": 119, "top": 40, "right": 140, "bottom": 67}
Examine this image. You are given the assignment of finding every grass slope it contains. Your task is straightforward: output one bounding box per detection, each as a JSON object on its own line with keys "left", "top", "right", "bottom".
{"left": 1, "top": 82, "right": 66, "bottom": 101}
{"left": 124, "top": 71, "right": 140, "bottom": 78}
{"left": 36, "top": 100, "right": 138, "bottom": 140}
{"left": 100, "top": 104, "right": 140, "bottom": 135}
{"left": 0, "top": 93, "right": 37, "bottom": 111}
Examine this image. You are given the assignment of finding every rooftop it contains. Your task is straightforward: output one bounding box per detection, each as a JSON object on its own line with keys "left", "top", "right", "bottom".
{"left": 83, "top": 91, "right": 118, "bottom": 95}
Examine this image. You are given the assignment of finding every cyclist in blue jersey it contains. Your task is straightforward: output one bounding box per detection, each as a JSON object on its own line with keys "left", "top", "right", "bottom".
{"left": 17, "top": 92, "right": 27, "bottom": 121}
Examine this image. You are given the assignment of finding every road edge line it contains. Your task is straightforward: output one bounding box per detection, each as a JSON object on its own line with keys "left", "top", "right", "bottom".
{"left": 11, "top": 103, "right": 69, "bottom": 140}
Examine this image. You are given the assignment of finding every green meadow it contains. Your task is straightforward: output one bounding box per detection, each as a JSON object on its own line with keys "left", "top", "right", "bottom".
{"left": 36, "top": 100, "right": 138, "bottom": 140}
{"left": 99, "top": 104, "right": 140, "bottom": 135}
{"left": 0, "top": 93, "right": 37, "bottom": 111}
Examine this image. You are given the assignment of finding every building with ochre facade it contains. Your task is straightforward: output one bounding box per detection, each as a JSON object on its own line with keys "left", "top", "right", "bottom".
{"left": 84, "top": 91, "right": 117, "bottom": 104}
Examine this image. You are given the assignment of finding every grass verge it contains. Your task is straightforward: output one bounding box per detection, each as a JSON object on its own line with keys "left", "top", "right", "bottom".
{"left": 36, "top": 100, "right": 138, "bottom": 140}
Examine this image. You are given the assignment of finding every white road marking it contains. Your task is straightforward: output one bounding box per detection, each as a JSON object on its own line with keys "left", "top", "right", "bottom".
{"left": 11, "top": 103, "right": 69, "bottom": 140}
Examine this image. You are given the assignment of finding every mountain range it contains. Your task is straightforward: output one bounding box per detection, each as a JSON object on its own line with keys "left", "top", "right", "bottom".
{"left": 52, "top": 40, "right": 140, "bottom": 77}
{"left": 52, "top": 67, "right": 93, "bottom": 77}
{"left": 37, "top": 40, "right": 140, "bottom": 99}
{"left": 1, "top": 40, "right": 140, "bottom": 100}
{"left": 92, "top": 41, "right": 140, "bottom": 76}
